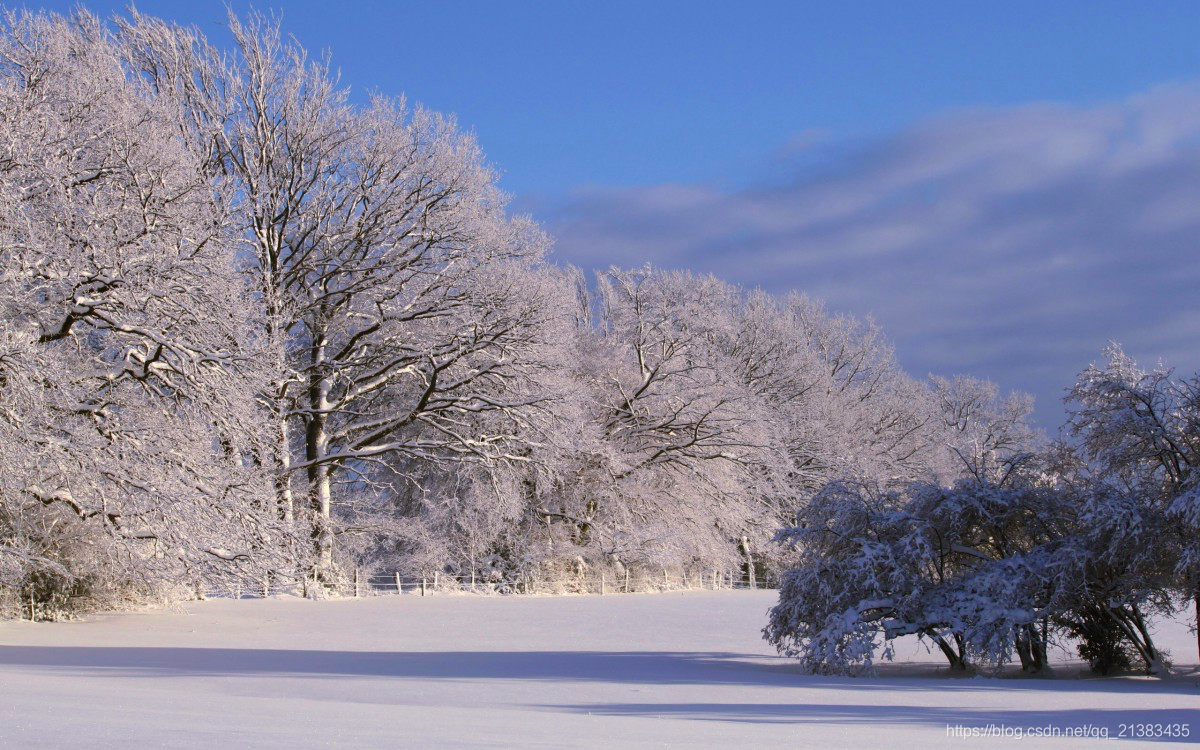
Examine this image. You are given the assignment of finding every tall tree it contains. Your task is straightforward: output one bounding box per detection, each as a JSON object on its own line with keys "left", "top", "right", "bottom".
{"left": 0, "top": 9, "right": 286, "bottom": 606}
{"left": 119, "top": 11, "right": 554, "bottom": 577}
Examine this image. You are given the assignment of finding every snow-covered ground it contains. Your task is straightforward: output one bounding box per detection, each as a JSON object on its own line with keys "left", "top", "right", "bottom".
{"left": 0, "top": 590, "right": 1196, "bottom": 748}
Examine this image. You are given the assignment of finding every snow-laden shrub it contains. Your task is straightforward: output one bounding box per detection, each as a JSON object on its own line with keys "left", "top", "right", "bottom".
{"left": 763, "top": 481, "right": 954, "bottom": 674}
{"left": 765, "top": 480, "right": 1058, "bottom": 674}
{"left": 766, "top": 473, "right": 1178, "bottom": 675}
{"left": 1048, "top": 486, "right": 1175, "bottom": 674}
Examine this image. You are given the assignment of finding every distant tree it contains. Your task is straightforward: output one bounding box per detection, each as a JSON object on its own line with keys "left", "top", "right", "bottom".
{"left": 792, "top": 297, "right": 940, "bottom": 487}
{"left": 561, "top": 268, "right": 760, "bottom": 575}
{"left": 931, "top": 374, "right": 1040, "bottom": 483}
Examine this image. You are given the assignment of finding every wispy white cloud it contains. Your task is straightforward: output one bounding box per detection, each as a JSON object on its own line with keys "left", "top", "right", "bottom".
{"left": 536, "top": 84, "right": 1200, "bottom": 429}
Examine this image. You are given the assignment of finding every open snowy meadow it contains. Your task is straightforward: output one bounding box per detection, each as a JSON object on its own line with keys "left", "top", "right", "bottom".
{"left": 0, "top": 590, "right": 1196, "bottom": 749}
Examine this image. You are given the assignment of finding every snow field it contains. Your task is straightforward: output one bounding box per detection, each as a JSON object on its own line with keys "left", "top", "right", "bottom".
{"left": 0, "top": 590, "right": 1196, "bottom": 749}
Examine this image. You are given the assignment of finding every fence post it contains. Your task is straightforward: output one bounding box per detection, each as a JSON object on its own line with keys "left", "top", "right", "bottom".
{"left": 624, "top": 568, "right": 631, "bottom": 593}
{"left": 421, "top": 577, "right": 427, "bottom": 597}
{"left": 434, "top": 571, "right": 439, "bottom": 592}
{"left": 601, "top": 571, "right": 606, "bottom": 595}
{"left": 262, "top": 574, "right": 270, "bottom": 598}
{"left": 395, "top": 572, "right": 402, "bottom": 596}
{"left": 354, "top": 568, "right": 361, "bottom": 598}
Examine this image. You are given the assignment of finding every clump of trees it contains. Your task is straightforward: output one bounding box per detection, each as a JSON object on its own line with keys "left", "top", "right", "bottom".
{"left": 0, "top": 7, "right": 556, "bottom": 613}
{"left": 765, "top": 345, "right": 1198, "bottom": 676}
{"left": 0, "top": 8, "right": 954, "bottom": 616}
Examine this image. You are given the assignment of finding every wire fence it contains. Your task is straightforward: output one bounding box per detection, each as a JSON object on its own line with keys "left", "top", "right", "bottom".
{"left": 3, "top": 568, "right": 779, "bottom": 618}
{"left": 196, "top": 567, "right": 780, "bottom": 601}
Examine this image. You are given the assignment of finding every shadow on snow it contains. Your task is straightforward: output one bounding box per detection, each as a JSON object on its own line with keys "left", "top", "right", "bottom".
{"left": 0, "top": 644, "right": 1194, "bottom": 694}
{"left": 2, "top": 645, "right": 1195, "bottom": 736}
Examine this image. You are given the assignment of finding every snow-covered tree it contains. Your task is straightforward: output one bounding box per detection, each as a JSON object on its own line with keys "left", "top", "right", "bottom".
{"left": 903, "top": 480, "right": 1061, "bottom": 672}
{"left": 119, "top": 11, "right": 556, "bottom": 580}
{"left": 764, "top": 478, "right": 1054, "bottom": 674}
{"left": 763, "top": 481, "right": 957, "bottom": 674}
{"left": 1066, "top": 343, "right": 1199, "bottom": 661}
{"left": 1049, "top": 482, "right": 1174, "bottom": 674}
{"left": 546, "top": 268, "right": 761, "bottom": 576}
{"left": 1067, "top": 344, "right": 1200, "bottom": 494}
{"left": 0, "top": 10, "right": 293, "bottom": 612}
{"left": 714, "top": 290, "right": 946, "bottom": 581}
{"left": 765, "top": 466, "right": 1177, "bottom": 675}
{"left": 357, "top": 263, "right": 580, "bottom": 587}
{"left": 790, "top": 297, "right": 940, "bottom": 487}
{"left": 931, "top": 374, "right": 1040, "bottom": 484}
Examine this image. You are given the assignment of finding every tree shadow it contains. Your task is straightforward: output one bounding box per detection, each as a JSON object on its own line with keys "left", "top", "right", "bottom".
{"left": 3, "top": 645, "right": 1196, "bottom": 739}
{"left": 0, "top": 646, "right": 835, "bottom": 687}
{"left": 0, "top": 645, "right": 1195, "bottom": 696}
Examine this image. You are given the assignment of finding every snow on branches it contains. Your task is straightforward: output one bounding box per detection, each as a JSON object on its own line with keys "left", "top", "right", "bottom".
{"left": 0, "top": 9, "right": 288, "bottom": 611}
{"left": 766, "top": 346, "right": 1196, "bottom": 676}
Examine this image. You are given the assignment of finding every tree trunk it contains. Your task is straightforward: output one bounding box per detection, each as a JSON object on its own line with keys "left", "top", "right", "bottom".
{"left": 304, "top": 408, "right": 333, "bottom": 576}
{"left": 740, "top": 535, "right": 757, "bottom": 589}
{"left": 276, "top": 415, "right": 295, "bottom": 524}
{"left": 306, "top": 333, "right": 335, "bottom": 579}
{"left": 1127, "top": 606, "right": 1166, "bottom": 675}
{"left": 312, "top": 463, "right": 334, "bottom": 575}
{"left": 1015, "top": 623, "right": 1047, "bottom": 673}
{"left": 1195, "top": 590, "right": 1200, "bottom": 663}
{"left": 933, "top": 634, "right": 969, "bottom": 672}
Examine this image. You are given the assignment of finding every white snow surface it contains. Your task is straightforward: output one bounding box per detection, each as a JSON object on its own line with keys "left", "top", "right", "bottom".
{"left": 0, "top": 590, "right": 1196, "bottom": 748}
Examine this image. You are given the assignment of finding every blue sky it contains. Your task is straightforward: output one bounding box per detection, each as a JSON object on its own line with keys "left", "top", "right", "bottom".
{"left": 27, "top": 0, "right": 1200, "bottom": 429}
